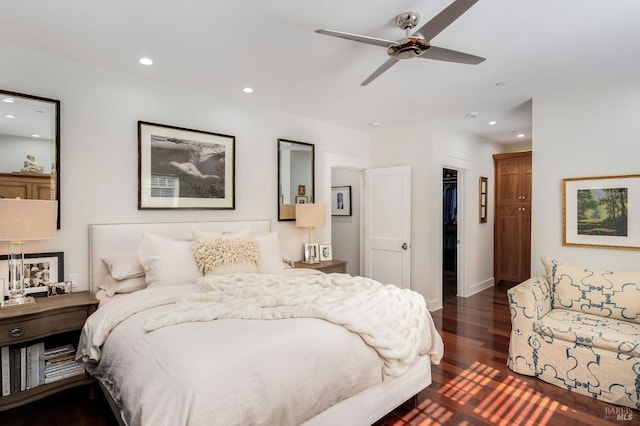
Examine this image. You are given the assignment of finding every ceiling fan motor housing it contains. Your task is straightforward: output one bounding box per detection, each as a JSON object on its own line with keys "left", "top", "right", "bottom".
{"left": 387, "top": 37, "right": 430, "bottom": 59}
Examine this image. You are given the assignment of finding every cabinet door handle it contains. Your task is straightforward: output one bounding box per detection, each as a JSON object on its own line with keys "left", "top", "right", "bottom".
{"left": 9, "top": 327, "right": 25, "bottom": 338}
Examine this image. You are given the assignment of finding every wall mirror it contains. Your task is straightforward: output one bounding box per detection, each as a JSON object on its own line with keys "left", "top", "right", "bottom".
{"left": 0, "top": 89, "right": 60, "bottom": 228}
{"left": 278, "top": 139, "right": 314, "bottom": 221}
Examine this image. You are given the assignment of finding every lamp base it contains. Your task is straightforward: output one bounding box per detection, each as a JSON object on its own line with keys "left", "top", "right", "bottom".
{"left": 302, "top": 259, "right": 320, "bottom": 264}
{"left": 1, "top": 295, "right": 35, "bottom": 308}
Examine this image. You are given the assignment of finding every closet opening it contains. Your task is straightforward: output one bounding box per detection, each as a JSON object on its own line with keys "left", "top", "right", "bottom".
{"left": 443, "top": 168, "right": 457, "bottom": 299}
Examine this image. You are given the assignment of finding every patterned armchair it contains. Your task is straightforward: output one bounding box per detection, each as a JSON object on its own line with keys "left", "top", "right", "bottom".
{"left": 507, "top": 257, "right": 640, "bottom": 410}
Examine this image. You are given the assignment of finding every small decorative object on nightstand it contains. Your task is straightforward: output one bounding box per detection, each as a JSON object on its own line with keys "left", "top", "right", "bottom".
{"left": 294, "top": 259, "right": 347, "bottom": 274}
{"left": 0, "top": 291, "right": 98, "bottom": 411}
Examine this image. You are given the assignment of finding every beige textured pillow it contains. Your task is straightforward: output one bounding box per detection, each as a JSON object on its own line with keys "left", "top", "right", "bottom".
{"left": 193, "top": 238, "right": 259, "bottom": 275}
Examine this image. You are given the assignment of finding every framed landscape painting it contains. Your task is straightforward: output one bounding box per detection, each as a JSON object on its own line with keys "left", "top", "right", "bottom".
{"left": 138, "top": 121, "right": 235, "bottom": 209}
{"left": 563, "top": 174, "right": 640, "bottom": 250}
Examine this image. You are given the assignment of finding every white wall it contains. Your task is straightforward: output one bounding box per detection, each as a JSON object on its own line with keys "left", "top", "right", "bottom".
{"left": 331, "top": 167, "right": 361, "bottom": 275}
{"left": 0, "top": 42, "right": 370, "bottom": 291}
{"left": 433, "top": 124, "right": 503, "bottom": 300}
{"left": 532, "top": 75, "right": 640, "bottom": 274}
{"left": 370, "top": 121, "right": 502, "bottom": 309}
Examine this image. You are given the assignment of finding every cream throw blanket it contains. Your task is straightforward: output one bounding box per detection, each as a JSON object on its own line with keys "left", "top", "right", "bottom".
{"left": 144, "top": 273, "right": 427, "bottom": 379}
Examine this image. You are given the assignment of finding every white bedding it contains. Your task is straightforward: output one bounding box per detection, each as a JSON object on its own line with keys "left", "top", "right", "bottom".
{"left": 78, "top": 271, "right": 443, "bottom": 426}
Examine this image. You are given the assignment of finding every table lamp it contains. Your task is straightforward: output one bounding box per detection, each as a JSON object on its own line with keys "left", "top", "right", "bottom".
{"left": 296, "top": 203, "right": 326, "bottom": 264}
{"left": 0, "top": 198, "right": 57, "bottom": 307}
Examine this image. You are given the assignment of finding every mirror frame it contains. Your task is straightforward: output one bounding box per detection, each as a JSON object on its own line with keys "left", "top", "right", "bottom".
{"left": 0, "top": 89, "right": 60, "bottom": 228}
{"left": 277, "top": 139, "right": 314, "bottom": 221}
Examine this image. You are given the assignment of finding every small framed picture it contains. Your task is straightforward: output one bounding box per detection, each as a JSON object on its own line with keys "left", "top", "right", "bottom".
{"left": 298, "top": 185, "right": 306, "bottom": 196}
{"left": 296, "top": 195, "right": 309, "bottom": 204}
{"left": 304, "top": 242, "right": 320, "bottom": 263}
{"left": 48, "top": 281, "right": 72, "bottom": 297}
{"left": 331, "top": 186, "right": 352, "bottom": 216}
{"left": 0, "top": 252, "right": 64, "bottom": 299}
{"left": 319, "top": 244, "right": 333, "bottom": 261}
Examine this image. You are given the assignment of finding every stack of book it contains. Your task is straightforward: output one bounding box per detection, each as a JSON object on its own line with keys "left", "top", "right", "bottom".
{"left": 1, "top": 343, "right": 85, "bottom": 396}
{"left": 43, "top": 344, "right": 85, "bottom": 384}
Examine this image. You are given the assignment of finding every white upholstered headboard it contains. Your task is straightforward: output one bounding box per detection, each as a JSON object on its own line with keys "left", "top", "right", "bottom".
{"left": 89, "top": 220, "right": 271, "bottom": 294}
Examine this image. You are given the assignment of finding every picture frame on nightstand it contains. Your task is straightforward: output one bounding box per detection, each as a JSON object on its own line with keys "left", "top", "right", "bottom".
{"left": 0, "top": 251, "right": 64, "bottom": 300}
{"left": 319, "top": 244, "right": 333, "bottom": 261}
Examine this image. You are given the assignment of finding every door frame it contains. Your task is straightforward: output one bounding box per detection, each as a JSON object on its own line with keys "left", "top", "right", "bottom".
{"left": 433, "top": 155, "right": 470, "bottom": 308}
{"left": 322, "top": 153, "right": 370, "bottom": 276}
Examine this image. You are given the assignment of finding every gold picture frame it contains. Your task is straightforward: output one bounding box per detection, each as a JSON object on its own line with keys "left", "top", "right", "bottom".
{"left": 563, "top": 174, "right": 640, "bottom": 250}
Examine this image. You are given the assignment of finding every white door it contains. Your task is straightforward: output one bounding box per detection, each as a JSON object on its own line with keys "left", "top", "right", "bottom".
{"left": 364, "top": 166, "right": 411, "bottom": 288}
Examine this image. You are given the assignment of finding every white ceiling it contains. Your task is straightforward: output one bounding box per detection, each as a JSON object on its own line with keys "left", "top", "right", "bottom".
{"left": 2, "top": 0, "right": 640, "bottom": 144}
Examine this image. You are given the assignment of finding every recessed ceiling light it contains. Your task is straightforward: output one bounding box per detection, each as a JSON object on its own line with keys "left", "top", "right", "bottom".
{"left": 516, "top": 133, "right": 525, "bottom": 138}
{"left": 488, "top": 121, "right": 497, "bottom": 125}
{"left": 2, "top": 97, "right": 15, "bottom": 103}
{"left": 4, "top": 114, "right": 15, "bottom": 119}
{"left": 243, "top": 87, "right": 254, "bottom": 94}
{"left": 139, "top": 57, "right": 153, "bottom": 66}
{"left": 31, "top": 134, "right": 41, "bottom": 138}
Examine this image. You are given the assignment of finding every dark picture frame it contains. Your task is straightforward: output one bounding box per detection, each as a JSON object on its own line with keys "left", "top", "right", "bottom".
{"left": 331, "top": 185, "right": 352, "bottom": 216}
{"left": 138, "top": 121, "right": 235, "bottom": 209}
{"left": 0, "top": 251, "right": 64, "bottom": 298}
{"left": 479, "top": 176, "right": 488, "bottom": 223}
{"left": 563, "top": 174, "right": 640, "bottom": 250}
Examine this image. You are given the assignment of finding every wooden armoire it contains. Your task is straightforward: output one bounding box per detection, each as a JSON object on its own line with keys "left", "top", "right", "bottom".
{"left": 493, "top": 151, "right": 532, "bottom": 284}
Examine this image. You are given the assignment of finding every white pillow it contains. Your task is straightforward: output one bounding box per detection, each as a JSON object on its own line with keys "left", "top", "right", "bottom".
{"left": 254, "top": 232, "right": 287, "bottom": 274}
{"left": 192, "top": 228, "right": 251, "bottom": 241}
{"left": 137, "top": 232, "right": 202, "bottom": 287}
{"left": 102, "top": 251, "right": 144, "bottom": 280}
{"left": 98, "top": 274, "right": 147, "bottom": 297}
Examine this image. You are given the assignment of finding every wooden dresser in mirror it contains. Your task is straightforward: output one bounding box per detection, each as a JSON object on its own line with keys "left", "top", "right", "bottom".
{"left": 0, "top": 90, "right": 60, "bottom": 226}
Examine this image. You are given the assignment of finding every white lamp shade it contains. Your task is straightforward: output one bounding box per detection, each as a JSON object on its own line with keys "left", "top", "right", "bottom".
{"left": 296, "top": 203, "right": 326, "bottom": 228}
{"left": 0, "top": 199, "right": 58, "bottom": 241}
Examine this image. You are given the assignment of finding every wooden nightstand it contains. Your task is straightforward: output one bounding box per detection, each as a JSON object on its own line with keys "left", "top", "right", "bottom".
{"left": 294, "top": 259, "right": 347, "bottom": 274}
{"left": 0, "top": 291, "right": 98, "bottom": 411}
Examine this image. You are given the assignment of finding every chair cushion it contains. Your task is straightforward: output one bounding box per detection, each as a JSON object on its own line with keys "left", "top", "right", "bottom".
{"left": 541, "top": 257, "right": 640, "bottom": 324}
{"left": 535, "top": 309, "right": 640, "bottom": 357}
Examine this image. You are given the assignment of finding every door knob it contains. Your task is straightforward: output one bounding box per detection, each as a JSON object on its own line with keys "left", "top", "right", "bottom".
{"left": 402, "top": 243, "right": 408, "bottom": 250}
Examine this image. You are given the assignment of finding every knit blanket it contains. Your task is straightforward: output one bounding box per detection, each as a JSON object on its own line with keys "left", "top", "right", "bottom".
{"left": 144, "top": 273, "right": 428, "bottom": 379}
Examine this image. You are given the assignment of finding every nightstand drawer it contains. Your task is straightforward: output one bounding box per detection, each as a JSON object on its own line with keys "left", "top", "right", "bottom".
{"left": 0, "top": 309, "right": 88, "bottom": 346}
{"left": 321, "top": 264, "right": 346, "bottom": 274}
{"left": 293, "top": 259, "right": 347, "bottom": 274}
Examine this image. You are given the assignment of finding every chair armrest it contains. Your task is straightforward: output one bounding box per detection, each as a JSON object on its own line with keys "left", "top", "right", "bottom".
{"left": 507, "top": 276, "right": 552, "bottom": 332}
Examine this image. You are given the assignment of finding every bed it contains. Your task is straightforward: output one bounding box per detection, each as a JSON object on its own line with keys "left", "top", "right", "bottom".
{"left": 78, "top": 220, "right": 444, "bottom": 426}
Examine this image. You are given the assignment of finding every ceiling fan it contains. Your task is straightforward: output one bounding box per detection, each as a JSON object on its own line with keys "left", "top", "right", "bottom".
{"left": 315, "top": 0, "right": 485, "bottom": 86}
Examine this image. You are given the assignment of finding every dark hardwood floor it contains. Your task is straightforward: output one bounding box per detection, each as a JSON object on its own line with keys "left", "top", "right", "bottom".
{"left": 0, "top": 282, "right": 630, "bottom": 425}
{"left": 375, "top": 282, "right": 627, "bottom": 425}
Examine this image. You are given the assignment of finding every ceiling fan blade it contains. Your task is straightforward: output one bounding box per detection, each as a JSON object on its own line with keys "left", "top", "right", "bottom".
{"left": 361, "top": 58, "right": 399, "bottom": 86}
{"left": 315, "top": 29, "right": 394, "bottom": 48}
{"left": 419, "top": 45, "right": 485, "bottom": 64}
{"left": 413, "top": 0, "right": 479, "bottom": 42}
